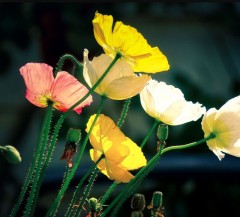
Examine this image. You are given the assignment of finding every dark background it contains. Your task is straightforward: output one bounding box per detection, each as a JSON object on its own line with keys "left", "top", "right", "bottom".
{"left": 1, "top": 2, "right": 240, "bottom": 217}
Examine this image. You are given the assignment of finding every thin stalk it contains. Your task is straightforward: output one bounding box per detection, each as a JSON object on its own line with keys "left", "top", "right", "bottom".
{"left": 24, "top": 106, "right": 53, "bottom": 217}
{"left": 140, "top": 120, "right": 159, "bottom": 148}
{"left": 102, "top": 134, "right": 215, "bottom": 216}
{"left": 161, "top": 133, "right": 215, "bottom": 154}
{"left": 54, "top": 54, "right": 82, "bottom": 75}
{"left": 99, "top": 119, "right": 159, "bottom": 209}
{"left": 46, "top": 97, "right": 106, "bottom": 217}
{"left": 73, "top": 164, "right": 100, "bottom": 217}
{"left": 65, "top": 156, "right": 103, "bottom": 217}
{"left": 10, "top": 106, "right": 53, "bottom": 217}
{"left": 117, "top": 98, "right": 131, "bottom": 128}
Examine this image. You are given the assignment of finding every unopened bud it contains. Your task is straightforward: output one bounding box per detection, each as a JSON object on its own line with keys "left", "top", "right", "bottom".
{"left": 157, "top": 124, "right": 168, "bottom": 142}
{"left": 66, "top": 128, "right": 81, "bottom": 143}
{"left": 131, "top": 193, "right": 146, "bottom": 211}
{"left": 1, "top": 145, "right": 21, "bottom": 164}
{"left": 152, "top": 191, "right": 163, "bottom": 208}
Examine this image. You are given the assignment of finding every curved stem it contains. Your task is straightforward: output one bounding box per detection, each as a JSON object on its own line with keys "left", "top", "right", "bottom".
{"left": 161, "top": 133, "right": 215, "bottom": 155}
{"left": 10, "top": 106, "right": 53, "bottom": 217}
{"left": 54, "top": 54, "right": 82, "bottom": 75}
{"left": 46, "top": 97, "right": 106, "bottom": 217}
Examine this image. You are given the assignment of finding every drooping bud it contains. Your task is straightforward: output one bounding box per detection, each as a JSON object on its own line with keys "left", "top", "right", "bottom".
{"left": 60, "top": 128, "right": 81, "bottom": 167}
{"left": 1, "top": 145, "right": 21, "bottom": 164}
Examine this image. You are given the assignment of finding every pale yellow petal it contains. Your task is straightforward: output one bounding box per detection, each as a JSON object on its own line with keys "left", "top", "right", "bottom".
{"left": 105, "top": 75, "right": 151, "bottom": 100}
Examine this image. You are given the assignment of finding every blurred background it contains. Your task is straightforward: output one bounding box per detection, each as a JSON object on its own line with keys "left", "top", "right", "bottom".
{"left": 0, "top": 2, "right": 240, "bottom": 217}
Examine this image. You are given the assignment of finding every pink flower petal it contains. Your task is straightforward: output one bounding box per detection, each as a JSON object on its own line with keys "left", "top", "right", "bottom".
{"left": 50, "top": 71, "right": 93, "bottom": 114}
{"left": 19, "top": 63, "right": 54, "bottom": 107}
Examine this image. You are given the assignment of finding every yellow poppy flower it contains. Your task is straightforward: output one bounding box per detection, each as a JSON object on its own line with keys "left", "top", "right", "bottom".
{"left": 202, "top": 96, "right": 240, "bottom": 160}
{"left": 92, "top": 12, "right": 170, "bottom": 74}
{"left": 86, "top": 114, "right": 147, "bottom": 183}
{"left": 83, "top": 49, "right": 151, "bottom": 100}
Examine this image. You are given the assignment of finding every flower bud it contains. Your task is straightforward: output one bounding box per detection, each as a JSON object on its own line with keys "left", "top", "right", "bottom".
{"left": 66, "top": 128, "right": 81, "bottom": 143}
{"left": 1, "top": 145, "right": 21, "bottom": 164}
{"left": 131, "top": 193, "right": 146, "bottom": 211}
{"left": 152, "top": 191, "right": 163, "bottom": 208}
{"left": 157, "top": 124, "right": 168, "bottom": 142}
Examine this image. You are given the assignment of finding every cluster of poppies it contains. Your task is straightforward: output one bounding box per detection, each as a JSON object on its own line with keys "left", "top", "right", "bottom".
{"left": 20, "top": 12, "right": 240, "bottom": 183}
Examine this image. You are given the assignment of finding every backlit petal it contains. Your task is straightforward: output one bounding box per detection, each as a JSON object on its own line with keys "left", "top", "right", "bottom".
{"left": 19, "top": 63, "right": 54, "bottom": 107}
{"left": 201, "top": 96, "right": 240, "bottom": 160}
{"left": 84, "top": 51, "right": 150, "bottom": 100}
{"left": 120, "top": 137, "right": 147, "bottom": 170}
{"left": 92, "top": 12, "right": 170, "bottom": 74}
{"left": 140, "top": 80, "right": 205, "bottom": 125}
{"left": 105, "top": 161, "right": 134, "bottom": 183}
{"left": 50, "top": 71, "right": 92, "bottom": 114}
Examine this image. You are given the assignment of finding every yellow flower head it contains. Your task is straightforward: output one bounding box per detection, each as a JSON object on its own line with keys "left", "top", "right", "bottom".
{"left": 202, "top": 96, "right": 240, "bottom": 160}
{"left": 86, "top": 114, "right": 147, "bottom": 183}
{"left": 83, "top": 49, "right": 151, "bottom": 100}
{"left": 93, "top": 12, "right": 170, "bottom": 74}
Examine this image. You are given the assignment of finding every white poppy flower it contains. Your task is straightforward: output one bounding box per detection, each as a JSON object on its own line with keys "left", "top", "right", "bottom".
{"left": 140, "top": 79, "right": 206, "bottom": 125}
{"left": 201, "top": 96, "right": 240, "bottom": 160}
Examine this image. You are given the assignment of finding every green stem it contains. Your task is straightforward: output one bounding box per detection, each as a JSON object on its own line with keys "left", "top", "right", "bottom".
{"left": 140, "top": 120, "right": 159, "bottom": 148}
{"left": 10, "top": 106, "right": 53, "bottom": 217}
{"left": 73, "top": 156, "right": 103, "bottom": 217}
{"left": 117, "top": 98, "right": 131, "bottom": 128}
{"left": 99, "top": 120, "right": 159, "bottom": 211}
{"left": 65, "top": 156, "right": 103, "bottom": 217}
{"left": 0, "top": 146, "right": 6, "bottom": 151}
{"left": 54, "top": 54, "right": 82, "bottom": 75}
{"left": 24, "top": 106, "right": 53, "bottom": 217}
{"left": 161, "top": 133, "right": 215, "bottom": 155}
{"left": 46, "top": 97, "right": 106, "bottom": 217}
{"left": 41, "top": 53, "right": 119, "bottom": 216}
{"left": 103, "top": 133, "right": 216, "bottom": 216}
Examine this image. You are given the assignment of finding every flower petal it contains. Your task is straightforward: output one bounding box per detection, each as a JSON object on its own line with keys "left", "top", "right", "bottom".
{"left": 105, "top": 161, "right": 134, "bottom": 183}
{"left": 92, "top": 12, "right": 170, "bottom": 74}
{"left": 105, "top": 75, "right": 150, "bottom": 100}
{"left": 120, "top": 137, "right": 147, "bottom": 170}
{"left": 140, "top": 80, "right": 205, "bottom": 125}
{"left": 86, "top": 114, "right": 126, "bottom": 152}
{"left": 19, "top": 63, "right": 54, "bottom": 107}
{"left": 50, "top": 71, "right": 92, "bottom": 114}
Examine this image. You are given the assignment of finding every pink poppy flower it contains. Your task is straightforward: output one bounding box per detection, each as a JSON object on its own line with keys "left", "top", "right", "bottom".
{"left": 20, "top": 63, "right": 93, "bottom": 114}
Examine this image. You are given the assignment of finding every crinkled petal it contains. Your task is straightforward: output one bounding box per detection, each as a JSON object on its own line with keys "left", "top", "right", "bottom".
{"left": 50, "top": 71, "right": 92, "bottom": 114}
{"left": 141, "top": 80, "right": 205, "bottom": 125}
{"left": 105, "top": 75, "right": 150, "bottom": 100}
{"left": 92, "top": 12, "right": 170, "bottom": 74}
{"left": 93, "top": 12, "right": 113, "bottom": 52}
{"left": 162, "top": 101, "right": 206, "bottom": 125}
{"left": 105, "top": 161, "right": 134, "bottom": 183}
{"left": 86, "top": 114, "right": 126, "bottom": 152}
{"left": 19, "top": 63, "right": 54, "bottom": 107}
{"left": 134, "top": 47, "right": 170, "bottom": 73}
{"left": 90, "top": 148, "right": 134, "bottom": 183}
{"left": 120, "top": 137, "right": 147, "bottom": 170}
